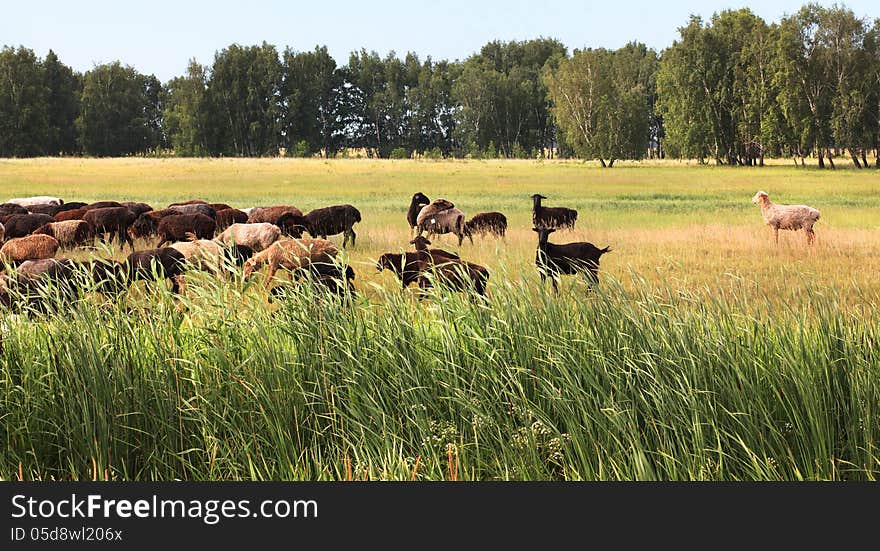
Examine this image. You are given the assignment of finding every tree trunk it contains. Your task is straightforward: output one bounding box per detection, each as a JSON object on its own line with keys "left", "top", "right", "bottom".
{"left": 759, "top": 149, "right": 764, "bottom": 167}
{"left": 818, "top": 149, "right": 825, "bottom": 169}
{"left": 849, "top": 148, "right": 862, "bottom": 169}
{"left": 826, "top": 149, "right": 835, "bottom": 169}
{"left": 860, "top": 148, "right": 867, "bottom": 168}
{"left": 598, "top": 158, "right": 606, "bottom": 168}
{"left": 608, "top": 159, "right": 614, "bottom": 168}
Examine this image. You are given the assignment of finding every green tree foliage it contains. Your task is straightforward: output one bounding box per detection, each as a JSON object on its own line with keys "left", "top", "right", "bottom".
{"left": 545, "top": 43, "right": 654, "bottom": 166}
{"left": 204, "top": 42, "right": 282, "bottom": 156}
{"left": 77, "top": 62, "right": 163, "bottom": 157}
{"left": 162, "top": 59, "right": 207, "bottom": 156}
{"left": 453, "top": 39, "right": 565, "bottom": 158}
{"left": 280, "top": 45, "right": 345, "bottom": 157}
{"left": 43, "top": 50, "right": 81, "bottom": 155}
{"left": 0, "top": 46, "right": 49, "bottom": 157}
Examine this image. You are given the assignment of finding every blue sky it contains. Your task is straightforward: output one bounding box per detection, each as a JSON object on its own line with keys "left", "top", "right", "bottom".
{"left": 3, "top": 0, "right": 877, "bottom": 82}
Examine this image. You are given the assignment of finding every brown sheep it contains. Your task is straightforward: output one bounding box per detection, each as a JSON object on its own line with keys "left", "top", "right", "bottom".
{"left": 33, "top": 220, "right": 91, "bottom": 249}
{"left": 407, "top": 192, "right": 431, "bottom": 232}
{"left": 277, "top": 204, "right": 362, "bottom": 247}
{"left": 215, "top": 208, "right": 249, "bottom": 232}
{"left": 82, "top": 201, "right": 123, "bottom": 212}
{"left": 3, "top": 213, "right": 56, "bottom": 239}
{"left": 531, "top": 194, "right": 577, "bottom": 230}
{"left": 465, "top": 212, "right": 507, "bottom": 239}
{"left": 409, "top": 236, "right": 489, "bottom": 297}
{"left": 751, "top": 191, "right": 821, "bottom": 245}
{"left": 247, "top": 205, "right": 303, "bottom": 224}
{"left": 120, "top": 202, "right": 154, "bottom": 217}
{"left": 534, "top": 227, "right": 611, "bottom": 292}
{"left": 243, "top": 238, "right": 338, "bottom": 286}
{"left": 156, "top": 214, "right": 216, "bottom": 247}
{"left": 216, "top": 223, "right": 281, "bottom": 252}
{"left": 1, "top": 234, "right": 60, "bottom": 264}
{"left": 54, "top": 208, "right": 87, "bottom": 222}
{"left": 83, "top": 207, "right": 137, "bottom": 250}
{"left": 416, "top": 199, "right": 471, "bottom": 245}
{"left": 125, "top": 247, "right": 188, "bottom": 293}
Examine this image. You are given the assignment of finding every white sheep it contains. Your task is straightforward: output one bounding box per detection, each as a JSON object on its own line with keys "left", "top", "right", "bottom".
{"left": 216, "top": 222, "right": 281, "bottom": 251}
{"left": 751, "top": 191, "right": 821, "bottom": 245}
{"left": 6, "top": 196, "right": 63, "bottom": 207}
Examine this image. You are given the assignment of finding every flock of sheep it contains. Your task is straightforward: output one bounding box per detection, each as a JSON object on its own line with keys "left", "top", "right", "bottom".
{"left": 0, "top": 189, "right": 822, "bottom": 310}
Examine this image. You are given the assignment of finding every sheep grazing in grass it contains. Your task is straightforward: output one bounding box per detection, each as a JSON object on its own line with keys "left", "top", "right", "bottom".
{"left": 751, "top": 191, "right": 821, "bottom": 245}
{"left": 83, "top": 207, "right": 137, "bottom": 250}
{"left": 248, "top": 205, "right": 303, "bottom": 224}
{"left": 377, "top": 252, "right": 424, "bottom": 289}
{"left": 3, "top": 213, "right": 55, "bottom": 239}
{"left": 407, "top": 192, "right": 431, "bottom": 232}
{"left": 533, "top": 227, "right": 611, "bottom": 292}
{"left": 1, "top": 234, "right": 60, "bottom": 265}
{"left": 33, "top": 220, "right": 91, "bottom": 249}
{"left": 56, "top": 201, "right": 88, "bottom": 213}
{"left": 409, "top": 236, "right": 489, "bottom": 297}
{"left": 416, "top": 199, "right": 471, "bottom": 245}
{"left": 0, "top": 258, "right": 80, "bottom": 312}
{"left": 465, "top": 212, "right": 507, "bottom": 239}
{"left": 169, "top": 199, "right": 209, "bottom": 206}
{"left": 6, "top": 196, "right": 62, "bottom": 208}
{"left": 0, "top": 203, "right": 29, "bottom": 219}
{"left": 243, "top": 238, "right": 339, "bottom": 286}
{"left": 26, "top": 203, "right": 62, "bottom": 217}
{"left": 277, "top": 204, "right": 362, "bottom": 247}
{"left": 274, "top": 262, "right": 356, "bottom": 297}
{"left": 156, "top": 214, "right": 216, "bottom": 247}
{"left": 216, "top": 223, "right": 281, "bottom": 252}
{"left": 120, "top": 202, "right": 154, "bottom": 217}
{"left": 55, "top": 208, "right": 87, "bottom": 222}
{"left": 125, "top": 248, "right": 188, "bottom": 294}
{"left": 531, "top": 194, "right": 577, "bottom": 230}
{"left": 82, "top": 201, "right": 123, "bottom": 212}
{"left": 214, "top": 208, "right": 249, "bottom": 232}
{"left": 208, "top": 203, "right": 234, "bottom": 212}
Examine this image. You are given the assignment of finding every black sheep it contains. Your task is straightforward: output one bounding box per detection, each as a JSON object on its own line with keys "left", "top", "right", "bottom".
{"left": 125, "top": 248, "right": 187, "bottom": 293}
{"left": 156, "top": 214, "right": 216, "bottom": 247}
{"left": 533, "top": 227, "right": 611, "bottom": 292}
{"left": 83, "top": 207, "right": 136, "bottom": 250}
{"left": 0, "top": 203, "right": 29, "bottom": 218}
{"left": 120, "top": 202, "right": 154, "bottom": 217}
{"left": 55, "top": 201, "right": 89, "bottom": 213}
{"left": 278, "top": 204, "right": 362, "bottom": 248}
{"left": 3, "top": 213, "right": 55, "bottom": 239}
{"left": 26, "top": 203, "right": 62, "bottom": 217}
{"left": 531, "top": 194, "right": 577, "bottom": 230}
{"left": 465, "top": 212, "right": 507, "bottom": 239}
{"left": 169, "top": 203, "right": 216, "bottom": 219}
{"left": 407, "top": 192, "right": 430, "bottom": 232}
{"left": 83, "top": 201, "right": 123, "bottom": 212}
{"left": 409, "top": 236, "right": 489, "bottom": 297}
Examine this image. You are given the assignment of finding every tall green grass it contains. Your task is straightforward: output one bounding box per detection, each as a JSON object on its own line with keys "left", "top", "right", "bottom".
{"left": 2, "top": 263, "right": 877, "bottom": 481}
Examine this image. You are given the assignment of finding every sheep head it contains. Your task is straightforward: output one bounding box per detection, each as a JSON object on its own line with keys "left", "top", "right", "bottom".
{"left": 410, "top": 236, "right": 431, "bottom": 251}
{"left": 752, "top": 191, "right": 769, "bottom": 206}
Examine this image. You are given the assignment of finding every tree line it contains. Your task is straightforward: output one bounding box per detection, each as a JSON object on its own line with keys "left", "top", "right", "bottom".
{"left": 1, "top": 3, "right": 878, "bottom": 167}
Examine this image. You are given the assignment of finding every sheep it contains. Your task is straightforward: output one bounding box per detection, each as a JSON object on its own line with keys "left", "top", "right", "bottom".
{"left": 1, "top": 234, "right": 60, "bottom": 265}
{"left": 533, "top": 227, "right": 611, "bottom": 292}
{"left": 129, "top": 209, "right": 179, "bottom": 239}
{"left": 120, "top": 202, "right": 154, "bottom": 217}
{"left": 0, "top": 222, "right": 4, "bottom": 242}
{"left": 247, "top": 205, "right": 303, "bottom": 224}
{"left": 0, "top": 258, "right": 80, "bottom": 312}
{"left": 156, "top": 214, "right": 216, "bottom": 247}
{"left": 416, "top": 199, "right": 471, "bottom": 245}
{"left": 243, "top": 238, "right": 338, "bottom": 286}
{"left": 278, "top": 204, "right": 362, "bottom": 247}
{"left": 168, "top": 238, "right": 239, "bottom": 273}
{"left": 6, "top": 196, "right": 62, "bottom": 207}
{"left": 83, "top": 207, "right": 137, "bottom": 250}
{"left": 169, "top": 199, "right": 209, "bottom": 206}
{"left": 275, "top": 262, "right": 356, "bottom": 297}
{"left": 55, "top": 208, "right": 87, "bottom": 222}
{"left": 0, "top": 203, "right": 29, "bottom": 219}
{"left": 82, "top": 201, "right": 123, "bottom": 212}
{"left": 169, "top": 203, "right": 216, "bottom": 219}
{"left": 32, "top": 220, "right": 91, "bottom": 249}
{"left": 216, "top": 223, "right": 281, "bottom": 252}
{"left": 751, "top": 191, "right": 821, "bottom": 245}
{"left": 56, "top": 201, "right": 88, "bottom": 213}
{"left": 26, "top": 203, "right": 62, "bottom": 217}
{"left": 407, "top": 192, "right": 431, "bottom": 232}
{"left": 465, "top": 212, "right": 507, "bottom": 239}
{"left": 125, "top": 248, "right": 188, "bottom": 294}
{"left": 208, "top": 203, "right": 234, "bottom": 212}
{"left": 3, "top": 213, "right": 55, "bottom": 239}
{"left": 377, "top": 252, "right": 423, "bottom": 289}
{"left": 409, "top": 236, "right": 489, "bottom": 297}
{"left": 214, "top": 208, "right": 249, "bottom": 232}
{"left": 531, "top": 194, "right": 577, "bottom": 230}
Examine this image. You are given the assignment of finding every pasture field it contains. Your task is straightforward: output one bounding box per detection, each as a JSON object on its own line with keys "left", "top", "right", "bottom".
{"left": 1, "top": 157, "right": 879, "bottom": 480}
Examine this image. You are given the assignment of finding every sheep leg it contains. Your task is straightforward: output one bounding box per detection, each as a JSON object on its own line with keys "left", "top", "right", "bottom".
{"left": 806, "top": 228, "right": 815, "bottom": 245}
{"left": 774, "top": 227, "right": 779, "bottom": 245}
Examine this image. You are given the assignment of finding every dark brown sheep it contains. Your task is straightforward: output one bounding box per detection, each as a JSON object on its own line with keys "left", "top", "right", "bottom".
{"left": 83, "top": 201, "right": 123, "bottom": 212}
{"left": 169, "top": 203, "right": 216, "bottom": 218}
{"left": 465, "top": 212, "right": 507, "bottom": 239}
{"left": 3, "top": 213, "right": 56, "bottom": 239}
{"left": 129, "top": 209, "right": 178, "bottom": 239}
{"left": 278, "top": 204, "right": 362, "bottom": 247}
{"left": 409, "top": 236, "right": 489, "bottom": 297}
{"left": 533, "top": 227, "right": 611, "bottom": 292}
{"left": 56, "top": 201, "right": 89, "bottom": 213}
{"left": 407, "top": 192, "right": 430, "bottom": 232}
{"left": 120, "top": 202, "right": 154, "bottom": 217}
{"left": 531, "top": 194, "right": 577, "bottom": 230}
{"left": 376, "top": 243, "right": 461, "bottom": 290}
{"left": 156, "top": 214, "right": 216, "bottom": 247}
{"left": 54, "top": 208, "right": 87, "bottom": 222}
{"left": 208, "top": 203, "right": 234, "bottom": 212}
{"left": 214, "top": 208, "right": 249, "bottom": 232}
{"left": 125, "top": 247, "right": 188, "bottom": 293}
{"left": 83, "top": 207, "right": 137, "bottom": 250}
{"left": 0, "top": 203, "right": 29, "bottom": 218}
{"left": 169, "top": 199, "right": 209, "bottom": 206}
{"left": 26, "top": 203, "right": 62, "bottom": 217}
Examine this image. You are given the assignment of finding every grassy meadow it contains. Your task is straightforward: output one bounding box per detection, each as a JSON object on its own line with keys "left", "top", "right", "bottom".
{"left": 1, "top": 157, "right": 879, "bottom": 480}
